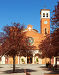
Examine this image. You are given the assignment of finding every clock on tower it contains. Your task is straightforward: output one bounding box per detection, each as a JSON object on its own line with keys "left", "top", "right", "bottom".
{"left": 40, "top": 9, "right": 50, "bottom": 34}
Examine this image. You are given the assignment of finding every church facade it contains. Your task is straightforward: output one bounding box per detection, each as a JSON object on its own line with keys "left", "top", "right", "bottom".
{"left": 0, "top": 9, "right": 56, "bottom": 65}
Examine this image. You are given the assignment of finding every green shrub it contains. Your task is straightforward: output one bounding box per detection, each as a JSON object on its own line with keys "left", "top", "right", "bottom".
{"left": 21, "top": 58, "right": 24, "bottom": 62}
{"left": 36, "top": 58, "right": 39, "bottom": 62}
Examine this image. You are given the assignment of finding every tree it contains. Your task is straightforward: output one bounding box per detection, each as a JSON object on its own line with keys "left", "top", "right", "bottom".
{"left": 51, "top": 28, "right": 59, "bottom": 65}
{"left": 51, "top": 1, "right": 59, "bottom": 30}
{"left": 39, "top": 34, "right": 55, "bottom": 64}
{"left": 51, "top": 1, "right": 59, "bottom": 65}
{"left": 51, "top": 1, "right": 59, "bottom": 55}
{"left": 51, "top": 28, "right": 59, "bottom": 57}
{"left": 0, "top": 23, "right": 34, "bottom": 72}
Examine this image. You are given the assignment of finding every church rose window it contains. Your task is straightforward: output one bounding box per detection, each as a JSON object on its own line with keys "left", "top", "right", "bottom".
{"left": 26, "top": 37, "right": 34, "bottom": 46}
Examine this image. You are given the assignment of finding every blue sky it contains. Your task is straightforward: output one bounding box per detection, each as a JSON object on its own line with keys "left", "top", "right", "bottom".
{"left": 0, "top": 0, "right": 58, "bottom": 32}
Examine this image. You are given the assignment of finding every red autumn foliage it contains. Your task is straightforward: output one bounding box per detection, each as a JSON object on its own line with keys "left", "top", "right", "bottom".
{"left": 0, "top": 23, "right": 34, "bottom": 56}
{"left": 51, "top": 28, "right": 59, "bottom": 56}
{"left": 0, "top": 23, "right": 34, "bottom": 72}
{"left": 51, "top": 1, "right": 59, "bottom": 28}
{"left": 51, "top": 1, "right": 59, "bottom": 57}
{"left": 39, "top": 34, "right": 55, "bottom": 59}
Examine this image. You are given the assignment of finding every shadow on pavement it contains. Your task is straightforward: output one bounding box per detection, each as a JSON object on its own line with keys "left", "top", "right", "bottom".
{"left": 40, "top": 66, "right": 46, "bottom": 68}
{"left": 44, "top": 74, "right": 59, "bottom": 75}
{"left": 39, "top": 66, "right": 50, "bottom": 71}
{"left": 3, "top": 69, "right": 36, "bottom": 74}
{"left": 40, "top": 66, "right": 59, "bottom": 74}
{"left": 48, "top": 70, "right": 59, "bottom": 74}
{"left": 10, "top": 67, "right": 20, "bottom": 69}
{"left": 0, "top": 67, "right": 3, "bottom": 68}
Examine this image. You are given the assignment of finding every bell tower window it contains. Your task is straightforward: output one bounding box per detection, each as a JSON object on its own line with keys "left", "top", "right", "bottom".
{"left": 46, "top": 13, "right": 48, "bottom": 17}
{"left": 45, "top": 28, "right": 47, "bottom": 34}
{"left": 43, "top": 13, "right": 45, "bottom": 17}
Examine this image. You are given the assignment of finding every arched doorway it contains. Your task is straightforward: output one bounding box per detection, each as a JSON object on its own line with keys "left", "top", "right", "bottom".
{"left": 27, "top": 57, "right": 32, "bottom": 64}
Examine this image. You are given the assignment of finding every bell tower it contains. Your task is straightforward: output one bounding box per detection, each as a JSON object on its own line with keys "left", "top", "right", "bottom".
{"left": 40, "top": 9, "right": 50, "bottom": 34}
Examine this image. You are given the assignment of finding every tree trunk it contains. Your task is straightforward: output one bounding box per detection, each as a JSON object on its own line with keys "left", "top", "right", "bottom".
{"left": 13, "top": 55, "right": 15, "bottom": 72}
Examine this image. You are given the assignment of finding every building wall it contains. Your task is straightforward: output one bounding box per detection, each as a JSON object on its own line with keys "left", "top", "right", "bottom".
{"left": 0, "top": 55, "right": 55, "bottom": 65}
{"left": 41, "top": 18, "right": 50, "bottom": 34}
{"left": 25, "top": 25, "right": 45, "bottom": 49}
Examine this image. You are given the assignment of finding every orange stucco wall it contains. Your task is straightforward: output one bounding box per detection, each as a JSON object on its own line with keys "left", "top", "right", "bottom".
{"left": 41, "top": 18, "right": 50, "bottom": 34}
{"left": 25, "top": 25, "right": 46, "bottom": 49}
{"left": 8, "top": 56, "right": 18, "bottom": 64}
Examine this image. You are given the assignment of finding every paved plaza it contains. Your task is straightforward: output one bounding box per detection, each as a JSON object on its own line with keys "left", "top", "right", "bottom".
{"left": 0, "top": 64, "right": 59, "bottom": 75}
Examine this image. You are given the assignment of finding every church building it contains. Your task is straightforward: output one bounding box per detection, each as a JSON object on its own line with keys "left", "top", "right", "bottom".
{"left": 0, "top": 9, "right": 55, "bottom": 65}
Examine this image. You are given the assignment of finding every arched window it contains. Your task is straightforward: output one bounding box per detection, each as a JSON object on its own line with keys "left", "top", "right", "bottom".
{"left": 43, "top": 13, "right": 45, "bottom": 17}
{"left": 46, "top": 13, "right": 48, "bottom": 17}
{"left": 45, "top": 28, "right": 47, "bottom": 34}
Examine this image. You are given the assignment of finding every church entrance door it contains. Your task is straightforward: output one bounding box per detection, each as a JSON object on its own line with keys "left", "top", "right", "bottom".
{"left": 27, "top": 57, "right": 32, "bottom": 64}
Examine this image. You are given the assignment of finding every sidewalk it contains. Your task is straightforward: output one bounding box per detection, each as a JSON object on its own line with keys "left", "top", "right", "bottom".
{"left": 0, "top": 64, "right": 59, "bottom": 75}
